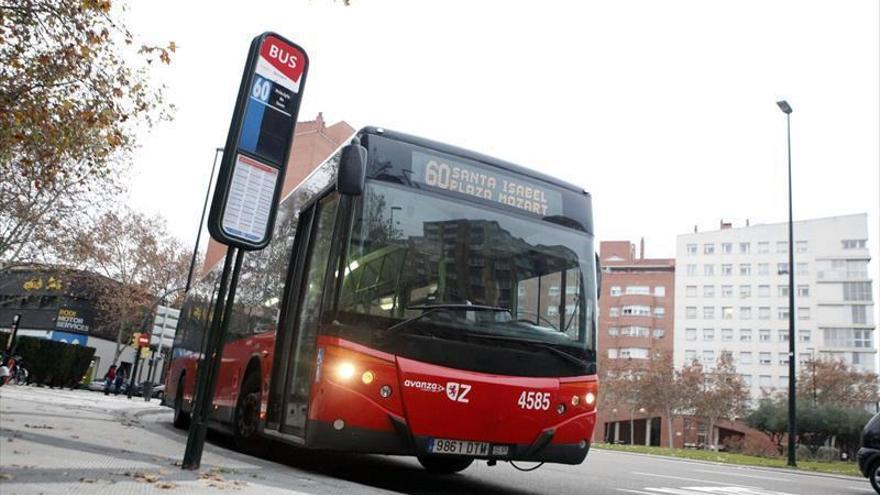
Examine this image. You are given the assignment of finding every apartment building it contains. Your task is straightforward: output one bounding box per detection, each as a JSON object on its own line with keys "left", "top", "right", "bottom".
{"left": 596, "top": 240, "right": 675, "bottom": 446}
{"left": 674, "top": 214, "right": 875, "bottom": 400}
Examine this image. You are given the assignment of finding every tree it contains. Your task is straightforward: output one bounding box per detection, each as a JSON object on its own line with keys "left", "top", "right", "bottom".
{"left": 63, "top": 208, "right": 190, "bottom": 363}
{"left": 0, "top": 0, "right": 173, "bottom": 269}
{"left": 798, "top": 357, "right": 879, "bottom": 408}
{"left": 746, "top": 397, "right": 788, "bottom": 455}
{"left": 637, "top": 351, "right": 702, "bottom": 448}
{"left": 692, "top": 352, "right": 749, "bottom": 450}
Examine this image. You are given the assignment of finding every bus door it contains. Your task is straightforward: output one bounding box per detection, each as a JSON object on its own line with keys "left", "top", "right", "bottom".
{"left": 276, "top": 194, "right": 340, "bottom": 435}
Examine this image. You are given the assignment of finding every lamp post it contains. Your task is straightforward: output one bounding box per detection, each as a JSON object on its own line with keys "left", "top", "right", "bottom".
{"left": 777, "top": 99, "right": 796, "bottom": 468}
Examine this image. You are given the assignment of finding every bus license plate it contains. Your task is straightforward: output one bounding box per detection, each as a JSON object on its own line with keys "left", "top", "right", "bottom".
{"left": 428, "top": 438, "right": 490, "bottom": 456}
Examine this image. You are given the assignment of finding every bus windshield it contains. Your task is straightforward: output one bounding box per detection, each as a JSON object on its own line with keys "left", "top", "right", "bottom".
{"left": 334, "top": 180, "right": 596, "bottom": 371}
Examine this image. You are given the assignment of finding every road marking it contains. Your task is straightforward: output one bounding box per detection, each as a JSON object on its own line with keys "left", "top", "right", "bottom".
{"left": 691, "top": 468, "right": 799, "bottom": 481}
{"left": 619, "top": 487, "right": 798, "bottom": 495}
{"left": 632, "top": 472, "right": 755, "bottom": 487}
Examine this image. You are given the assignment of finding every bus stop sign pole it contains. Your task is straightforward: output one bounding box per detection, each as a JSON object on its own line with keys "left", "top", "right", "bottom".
{"left": 181, "top": 31, "right": 308, "bottom": 471}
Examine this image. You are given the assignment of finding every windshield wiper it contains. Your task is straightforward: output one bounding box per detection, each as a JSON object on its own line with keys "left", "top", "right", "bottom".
{"left": 386, "top": 303, "right": 510, "bottom": 333}
{"left": 462, "top": 332, "right": 590, "bottom": 369}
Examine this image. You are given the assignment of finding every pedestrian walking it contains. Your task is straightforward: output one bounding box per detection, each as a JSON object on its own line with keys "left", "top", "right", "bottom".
{"left": 114, "top": 366, "right": 126, "bottom": 395}
{"left": 103, "top": 365, "right": 117, "bottom": 395}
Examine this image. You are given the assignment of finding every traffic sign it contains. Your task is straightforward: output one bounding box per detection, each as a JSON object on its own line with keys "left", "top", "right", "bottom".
{"left": 207, "top": 32, "right": 309, "bottom": 251}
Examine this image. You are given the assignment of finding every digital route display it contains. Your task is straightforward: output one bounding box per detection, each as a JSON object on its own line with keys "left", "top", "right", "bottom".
{"left": 208, "top": 32, "right": 309, "bottom": 251}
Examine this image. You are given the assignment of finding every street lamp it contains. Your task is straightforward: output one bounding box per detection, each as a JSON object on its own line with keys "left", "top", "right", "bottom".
{"left": 777, "top": 99, "right": 796, "bottom": 468}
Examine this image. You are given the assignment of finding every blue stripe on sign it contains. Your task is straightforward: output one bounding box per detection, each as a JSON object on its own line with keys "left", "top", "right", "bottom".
{"left": 239, "top": 90, "right": 267, "bottom": 153}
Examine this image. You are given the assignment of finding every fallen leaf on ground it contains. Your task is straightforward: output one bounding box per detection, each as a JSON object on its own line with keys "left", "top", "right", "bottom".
{"left": 157, "top": 482, "right": 177, "bottom": 489}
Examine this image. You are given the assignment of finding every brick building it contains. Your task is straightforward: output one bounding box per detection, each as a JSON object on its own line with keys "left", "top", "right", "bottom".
{"left": 593, "top": 239, "right": 676, "bottom": 446}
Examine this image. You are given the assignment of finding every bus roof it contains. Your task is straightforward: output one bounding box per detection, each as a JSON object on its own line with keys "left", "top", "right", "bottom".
{"left": 358, "top": 127, "right": 591, "bottom": 197}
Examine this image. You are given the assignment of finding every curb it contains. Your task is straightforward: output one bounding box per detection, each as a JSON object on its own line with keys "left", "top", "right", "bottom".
{"left": 592, "top": 447, "right": 863, "bottom": 481}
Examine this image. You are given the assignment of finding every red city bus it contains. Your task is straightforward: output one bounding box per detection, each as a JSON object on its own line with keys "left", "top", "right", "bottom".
{"left": 167, "top": 127, "right": 599, "bottom": 473}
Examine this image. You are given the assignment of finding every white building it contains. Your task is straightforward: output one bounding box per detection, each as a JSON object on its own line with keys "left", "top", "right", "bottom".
{"left": 674, "top": 214, "right": 875, "bottom": 400}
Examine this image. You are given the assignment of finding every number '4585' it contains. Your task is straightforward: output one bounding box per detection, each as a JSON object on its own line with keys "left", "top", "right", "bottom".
{"left": 517, "top": 391, "right": 550, "bottom": 410}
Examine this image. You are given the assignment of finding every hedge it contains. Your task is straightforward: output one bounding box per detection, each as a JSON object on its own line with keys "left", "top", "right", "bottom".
{"left": 13, "top": 336, "right": 96, "bottom": 388}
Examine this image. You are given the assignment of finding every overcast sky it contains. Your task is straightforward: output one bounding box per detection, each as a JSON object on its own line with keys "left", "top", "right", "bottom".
{"left": 125, "top": 1, "right": 878, "bottom": 272}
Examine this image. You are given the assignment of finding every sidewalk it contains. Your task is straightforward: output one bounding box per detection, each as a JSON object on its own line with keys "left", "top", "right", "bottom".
{"left": 0, "top": 386, "right": 391, "bottom": 494}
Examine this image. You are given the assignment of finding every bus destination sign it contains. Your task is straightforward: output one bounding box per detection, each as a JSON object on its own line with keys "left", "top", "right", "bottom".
{"left": 208, "top": 32, "right": 309, "bottom": 251}
{"left": 411, "top": 151, "right": 563, "bottom": 216}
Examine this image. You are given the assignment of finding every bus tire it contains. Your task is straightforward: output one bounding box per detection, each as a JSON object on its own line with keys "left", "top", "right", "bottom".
{"left": 233, "top": 371, "right": 265, "bottom": 455}
{"left": 417, "top": 456, "right": 474, "bottom": 474}
{"left": 172, "top": 374, "right": 190, "bottom": 430}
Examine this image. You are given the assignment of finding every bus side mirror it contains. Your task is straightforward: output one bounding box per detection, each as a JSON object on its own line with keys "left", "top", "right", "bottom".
{"left": 595, "top": 253, "right": 602, "bottom": 300}
{"left": 338, "top": 143, "right": 367, "bottom": 196}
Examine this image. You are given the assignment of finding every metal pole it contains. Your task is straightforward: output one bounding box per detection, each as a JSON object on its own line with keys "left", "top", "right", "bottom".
{"left": 185, "top": 148, "right": 223, "bottom": 293}
{"left": 786, "top": 111, "right": 797, "bottom": 468}
{"left": 182, "top": 249, "right": 244, "bottom": 470}
{"left": 6, "top": 314, "right": 21, "bottom": 353}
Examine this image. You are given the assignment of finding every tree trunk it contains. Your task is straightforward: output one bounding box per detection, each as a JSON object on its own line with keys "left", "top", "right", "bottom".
{"left": 665, "top": 408, "right": 675, "bottom": 448}
{"left": 707, "top": 418, "right": 716, "bottom": 451}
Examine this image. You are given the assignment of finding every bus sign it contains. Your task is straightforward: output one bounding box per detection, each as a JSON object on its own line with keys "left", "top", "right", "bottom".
{"left": 208, "top": 32, "right": 309, "bottom": 251}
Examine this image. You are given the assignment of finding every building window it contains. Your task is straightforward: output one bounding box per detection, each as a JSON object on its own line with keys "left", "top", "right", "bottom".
{"left": 796, "top": 241, "right": 807, "bottom": 253}
{"left": 653, "top": 328, "right": 665, "bottom": 338}
{"left": 759, "top": 375, "right": 772, "bottom": 387}
{"left": 739, "top": 242, "right": 750, "bottom": 254}
{"left": 778, "top": 353, "right": 789, "bottom": 366}
{"left": 778, "top": 285, "right": 789, "bottom": 297}
{"left": 704, "top": 264, "right": 715, "bottom": 276}
{"left": 608, "top": 327, "right": 619, "bottom": 336}
{"left": 853, "top": 305, "right": 867, "bottom": 324}
{"left": 739, "top": 352, "right": 753, "bottom": 365}
{"left": 620, "top": 326, "right": 650, "bottom": 337}
{"left": 779, "top": 375, "right": 789, "bottom": 387}
{"left": 654, "top": 307, "right": 665, "bottom": 318}
{"left": 846, "top": 260, "right": 869, "bottom": 279}
{"left": 654, "top": 286, "right": 666, "bottom": 297}
{"left": 702, "top": 350, "right": 715, "bottom": 364}
{"left": 703, "top": 328, "right": 715, "bottom": 341}
{"left": 796, "top": 263, "right": 808, "bottom": 275}
{"left": 842, "top": 239, "right": 867, "bottom": 249}
{"left": 758, "top": 285, "right": 770, "bottom": 297}
{"left": 548, "top": 285, "right": 561, "bottom": 296}
{"left": 609, "top": 307, "right": 620, "bottom": 317}
{"left": 759, "top": 307, "right": 771, "bottom": 320}
{"left": 758, "top": 263, "right": 769, "bottom": 275}
{"left": 686, "top": 328, "right": 697, "bottom": 341}
{"left": 685, "top": 350, "right": 697, "bottom": 363}
{"left": 619, "top": 348, "right": 649, "bottom": 359}
{"left": 703, "top": 285, "right": 715, "bottom": 298}
{"left": 778, "top": 307, "right": 790, "bottom": 320}
{"left": 759, "top": 329, "right": 771, "bottom": 342}
{"left": 777, "top": 263, "right": 789, "bottom": 275}
{"left": 703, "top": 306, "right": 715, "bottom": 319}
{"left": 740, "top": 307, "right": 752, "bottom": 320}
{"left": 547, "top": 305, "right": 559, "bottom": 316}
{"left": 743, "top": 375, "right": 753, "bottom": 387}
{"left": 608, "top": 348, "right": 618, "bottom": 359}
{"left": 625, "top": 286, "right": 650, "bottom": 295}
{"left": 777, "top": 241, "right": 788, "bottom": 253}
{"left": 686, "top": 307, "right": 697, "bottom": 319}
{"left": 740, "top": 264, "right": 751, "bottom": 276}
{"left": 797, "top": 285, "right": 810, "bottom": 297}
{"left": 686, "top": 285, "right": 697, "bottom": 297}
{"left": 610, "top": 286, "right": 622, "bottom": 296}
{"left": 798, "top": 330, "right": 811, "bottom": 343}
{"left": 843, "top": 282, "right": 872, "bottom": 301}
{"left": 721, "top": 264, "right": 733, "bottom": 276}
{"left": 622, "top": 305, "right": 651, "bottom": 316}
{"left": 721, "top": 242, "right": 733, "bottom": 254}
{"left": 721, "top": 328, "right": 734, "bottom": 341}
{"left": 721, "top": 285, "right": 733, "bottom": 297}
{"left": 799, "top": 353, "right": 811, "bottom": 365}
{"left": 687, "top": 243, "right": 698, "bottom": 255}
{"left": 740, "top": 285, "right": 751, "bottom": 298}
{"left": 722, "top": 306, "right": 734, "bottom": 319}
{"left": 704, "top": 243, "right": 715, "bottom": 255}
{"left": 687, "top": 264, "right": 698, "bottom": 276}
{"left": 758, "top": 241, "right": 770, "bottom": 253}
{"left": 779, "top": 329, "right": 789, "bottom": 342}
{"left": 759, "top": 353, "right": 772, "bottom": 365}
{"left": 824, "top": 328, "right": 874, "bottom": 348}
{"left": 740, "top": 329, "right": 752, "bottom": 342}
{"left": 798, "top": 307, "right": 810, "bottom": 320}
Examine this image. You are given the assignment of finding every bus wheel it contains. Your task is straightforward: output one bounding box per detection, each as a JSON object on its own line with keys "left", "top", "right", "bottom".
{"left": 234, "top": 372, "right": 265, "bottom": 455}
{"left": 417, "top": 456, "right": 474, "bottom": 474}
{"left": 172, "top": 375, "right": 190, "bottom": 430}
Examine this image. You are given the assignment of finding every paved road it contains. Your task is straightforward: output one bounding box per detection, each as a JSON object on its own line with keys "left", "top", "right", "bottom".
{"left": 1, "top": 386, "right": 874, "bottom": 495}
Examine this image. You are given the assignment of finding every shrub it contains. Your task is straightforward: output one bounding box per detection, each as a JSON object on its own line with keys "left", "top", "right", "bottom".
{"left": 13, "top": 336, "right": 96, "bottom": 388}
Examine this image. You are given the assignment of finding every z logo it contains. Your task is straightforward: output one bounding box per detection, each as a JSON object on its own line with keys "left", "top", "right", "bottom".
{"left": 445, "top": 382, "right": 471, "bottom": 403}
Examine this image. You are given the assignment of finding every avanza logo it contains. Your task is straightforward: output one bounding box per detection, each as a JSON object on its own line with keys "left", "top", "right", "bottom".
{"left": 403, "top": 379, "right": 445, "bottom": 393}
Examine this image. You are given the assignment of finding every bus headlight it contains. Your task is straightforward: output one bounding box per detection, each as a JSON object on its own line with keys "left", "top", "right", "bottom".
{"left": 584, "top": 392, "right": 596, "bottom": 406}
{"left": 336, "top": 362, "right": 356, "bottom": 380}
{"left": 361, "top": 370, "right": 375, "bottom": 384}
